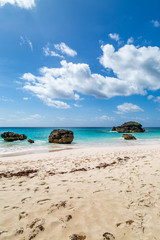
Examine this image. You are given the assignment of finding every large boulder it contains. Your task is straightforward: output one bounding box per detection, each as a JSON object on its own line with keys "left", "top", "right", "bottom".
{"left": 122, "top": 134, "right": 136, "bottom": 140}
{"left": 112, "top": 121, "right": 145, "bottom": 133}
{"left": 49, "top": 129, "right": 74, "bottom": 144}
{"left": 1, "top": 132, "right": 27, "bottom": 142}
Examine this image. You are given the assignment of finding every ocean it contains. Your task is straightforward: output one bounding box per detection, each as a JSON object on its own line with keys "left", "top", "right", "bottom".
{"left": 0, "top": 127, "right": 160, "bottom": 156}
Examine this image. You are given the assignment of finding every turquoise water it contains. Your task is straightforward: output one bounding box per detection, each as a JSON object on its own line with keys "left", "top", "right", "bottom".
{"left": 0, "top": 127, "right": 160, "bottom": 156}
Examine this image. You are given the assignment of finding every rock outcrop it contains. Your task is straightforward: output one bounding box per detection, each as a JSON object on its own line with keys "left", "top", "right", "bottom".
{"left": 28, "top": 139, "right": 34, "bottom": 144}
{"left": 1, "top": 132, "right": 27, "bottom": 142}
{"left": 49, "top": 129, "right": 74, "bottom": 144}
{"left": 122, "top": 134, "right": 136, "bottom": 140}
{"left": 112, "top": 121, "right": 145, "bottom": 133}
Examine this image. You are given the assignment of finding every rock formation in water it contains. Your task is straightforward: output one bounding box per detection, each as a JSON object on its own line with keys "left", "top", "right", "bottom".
{"left": 122, "top": 134, "right": 137, "bottom": 140}
{"left": 28, "top": 139, "right": 34, "bottom": 143}
{"left": 1, "top": 132, "right": 27, "bottom": 142}
{"left": 112, "top": 121, "right": 145, "bottom": 133}
{"left": 49, "top": 129, "right": 74, "bottom": 144}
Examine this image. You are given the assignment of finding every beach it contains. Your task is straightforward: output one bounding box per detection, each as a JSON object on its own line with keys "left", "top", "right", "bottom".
{"left": 0, "top": 144, "right": 160, "bottom": 240}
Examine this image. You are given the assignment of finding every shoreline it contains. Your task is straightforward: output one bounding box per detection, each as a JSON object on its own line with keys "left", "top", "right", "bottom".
{"left": 0, "top": 140, "right": 160, "bottom": 158}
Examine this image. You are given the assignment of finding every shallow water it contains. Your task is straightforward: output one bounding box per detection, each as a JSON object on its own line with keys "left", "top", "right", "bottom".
{"left": 0, "top": 127, "right": 160, "bottom": 156}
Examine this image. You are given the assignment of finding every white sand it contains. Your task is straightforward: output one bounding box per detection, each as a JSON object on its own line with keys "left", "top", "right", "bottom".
{"left": 0, "top": 144, "right": 160, "bottom": 240}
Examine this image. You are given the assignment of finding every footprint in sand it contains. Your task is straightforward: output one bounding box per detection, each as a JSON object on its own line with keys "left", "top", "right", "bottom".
{"left": 21, "top": 197, "right": 31, "bottom": 203}
{"left": 69, "top": 234, "right": 86, "bottom": 240}
{"left": 19, "top": 211, "right": 28, "bottom": 220}
{"left": 103, "top": 232, "right": 115, "bottom": 240}
{"left": 27, "top": 218, "right": 45, "bottom": 240}
{"left": 37, "top": 198, "right": 51, "bottom": 205}
{"left": 15, "top": 228, "right": 24, "bottom": 235}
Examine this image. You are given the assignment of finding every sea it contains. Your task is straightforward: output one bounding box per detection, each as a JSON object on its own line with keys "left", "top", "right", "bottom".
{"left": 0, "top": 127, "right": 160, "bottom": 157}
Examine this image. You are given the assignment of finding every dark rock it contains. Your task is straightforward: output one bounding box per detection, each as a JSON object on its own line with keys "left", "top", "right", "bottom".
{"left": 49, "top": 129, "right": 74, "bottom": 144}
{"left": 112, "top": 121, "right": 145, "bottom": 133}
{"left": 122, "top": 134, "right": 136, "bottom": 140}
{"left": 28, "top": 139, "right": 34, "bottom": 144}
{"left": 1, "top": 132, "right": 27, "bottom": 142}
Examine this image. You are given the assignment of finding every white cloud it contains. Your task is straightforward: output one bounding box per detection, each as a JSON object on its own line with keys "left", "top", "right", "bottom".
{"left": 40, "top": 97, "right": 70, "bottom": 109}
{"left": 54, "top": 42, "right": 77, "bottom": 57}
{"left": 100, "top": 44, "right": 160, "bottom": 96}
{"left": 154, "top": 96, "right": 160, "bottom": 103}
{"left": 127, "top": 37, "right": 134, "bottom": 44}
{"left": 21, "top": 114, "right": 43, "bottom": 121}
{"left": 108, "top": 33, "right": 120, "bottom": 42}
{"left": 23, "top": 97, "right": 31, "bottom": 100}
{"left": 20, "top": 36, "right": 33, "bottom": 51}
{"left": 74, "top": 104, "right": 82, "bottom": 108}
{"left": 116, "top": 103, "right": 144, "bottom": 114}
{"left": 0, "top": 0, "right": 36, "bottom": 9}
{"left": 43, "top": 45, "right": 64, "bottom": 58}
{"left": 0, "top": 96, "right": 13, "bottom": 102}
{"left": 152, "top": 20, "right": 160, "bottom": 27}
{"left": 147, "top": 95, "right": 154, "bottom": 100}
{"left": 95, "top": 115, "right": 115, "bottom": 121}
{"left": 21, "top": 43, "right": 160, "bottom": 108}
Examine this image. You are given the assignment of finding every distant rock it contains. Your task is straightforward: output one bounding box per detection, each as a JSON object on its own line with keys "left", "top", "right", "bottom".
{"left": 28, "top": 139, "right": 34, "bottom": 144}
{"left": 112, "top": 121, "right": 145, "bottom": 133}
{"left": 122, "top": 134, "right": 137, "bottom": 140}
{"left": 1, "top": 132, "right": 27, "bottom": 142}
{"left": 49, "top": 129, "right": 74, "bottom": 144}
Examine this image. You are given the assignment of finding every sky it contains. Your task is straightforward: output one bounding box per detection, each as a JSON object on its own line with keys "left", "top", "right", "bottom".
{"left": 0, "top": 0, "right": 160, "bottom": 127}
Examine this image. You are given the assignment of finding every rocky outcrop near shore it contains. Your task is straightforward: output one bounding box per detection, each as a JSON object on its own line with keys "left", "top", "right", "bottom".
{"left": 112, "top": 121, "right": 145, "bottom": 133}
{"left": 122, "top": 134, "right": 136, "bottom": 140}
{"left": 49, "top": 129, "right": 74, "bottom": 144}
{"left": 1, "top": 132, "right": 27, "bottom": 142}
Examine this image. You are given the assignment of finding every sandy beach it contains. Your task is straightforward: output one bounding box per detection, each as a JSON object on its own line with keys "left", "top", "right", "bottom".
{"left": 0, "top": 144, "right": 160, "bottom": 240}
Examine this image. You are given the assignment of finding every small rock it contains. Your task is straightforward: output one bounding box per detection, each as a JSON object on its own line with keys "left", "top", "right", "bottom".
{"left": 28, "top": 139, "right": 34, "bottom": 143}
{"left": 122, "top": 134, "right": 136, "bottom": 140}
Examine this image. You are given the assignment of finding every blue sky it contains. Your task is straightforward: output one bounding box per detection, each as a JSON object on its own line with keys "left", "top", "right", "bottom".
{"left": 0, "top": 0, "right": 160, "bottom": 127}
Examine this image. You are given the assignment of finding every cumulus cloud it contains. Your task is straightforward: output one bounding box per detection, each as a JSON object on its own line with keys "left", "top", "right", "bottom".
{"left": 152, "top": 20, "right": 160, "bottom": 27}
{"left": 0, "top": 0, "right": 36, "bottom": 9}
{"left": 43, "top": 45, "right": 64, "bottom": 58}
{"left": 54, "top": 42, "right": 77, "bottom": 57}
{"left": 100, "top": 44, "right": 160, "bottom": 95}
{"left": 108, "top": 33, "right": 120, "bottom": 42}
{"left": 22, "top": 43, "right": 160, "bottom": 108}
{"left": 116, "top": 103, "right": 144, "bottom": 114}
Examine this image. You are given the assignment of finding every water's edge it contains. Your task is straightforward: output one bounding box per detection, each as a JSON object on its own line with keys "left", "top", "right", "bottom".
{"left": 0, "top": 127, "right": 160, "bottom": 157}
